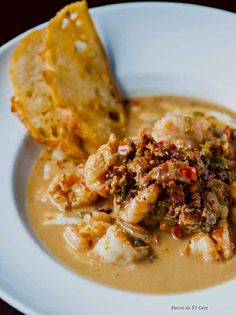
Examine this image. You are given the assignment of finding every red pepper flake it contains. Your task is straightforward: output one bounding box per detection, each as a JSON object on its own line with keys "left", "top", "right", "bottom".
{"left": 170, "top": 143, "right": 177, "bottom": 151}
{"left": 130, "top": 100, "right": 140, "bottom": 107}
{"left": 189, "top": 181, "right": 200, "bottom": 192}
{"left": 179, "top": 167, "right": 197, "bottom": 181}
{"left": 160, "top": 220, "right": 169, "bottom": 231}
{"left": 88, "top": 239, "right": 93, "bottom": 248}
{"left": 171, "top": 225, "right": 182, "bottom": 239}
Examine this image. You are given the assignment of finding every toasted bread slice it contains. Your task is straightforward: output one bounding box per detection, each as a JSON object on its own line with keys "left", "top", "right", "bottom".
{"left": 10, "top": 29, "right": 86, "bottom": 157}
{"left": 43, "top": 0, "right": 126, "bottom": 148}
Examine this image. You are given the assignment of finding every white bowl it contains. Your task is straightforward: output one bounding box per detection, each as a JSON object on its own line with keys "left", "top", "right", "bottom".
{"left": 1, "top": 2, "right": 236, "bottom": 315}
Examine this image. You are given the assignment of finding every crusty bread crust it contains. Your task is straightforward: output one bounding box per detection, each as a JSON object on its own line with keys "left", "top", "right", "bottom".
{"left": 10, "top": 29, "right": 87, "bottom": 157}
{"left": 10, "top": 1, "right": 126, "bottom": 156}
{"left": 43, "top": 0, "right": 126, "bottom": 149}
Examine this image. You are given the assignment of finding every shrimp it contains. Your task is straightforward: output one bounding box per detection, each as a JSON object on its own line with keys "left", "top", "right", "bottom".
{"left": 64, "top": 211, "right": 111, "bottom": 250}
{"left": 212, "top": 219, "right": 235, "bottom": 259}
{"left": 116, "top": 219, "right": 151, "bottom": 243}
{"left": 115, "top": 184, "right": 160, "bottom": 224}
{"left": 84, "top": 134, "right": 117, "bottom": 197}
{"left": 64, "top": 226, "right": 89, "bottom": 250}
{"left": 92, "top": 225, "right": 150, "bottom": 265}
{"left": 152, "top": 112, "right": 212, "bottom": 147}
{"left": 48, "top": 166, "right": 98, "bottom": 211}
{"left": 44, "top": 213, "right": 81, "bottom": 226}
{"left": 184, "top": 233, "right": 220, "bottom": 262}
{"left": 79, "top": 211, "right": 111, "bottom": 237}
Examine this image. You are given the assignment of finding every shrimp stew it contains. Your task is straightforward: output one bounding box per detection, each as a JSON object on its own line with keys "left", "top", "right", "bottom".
{"left": 27, "top": 95, "right": 236, "bottom": 294}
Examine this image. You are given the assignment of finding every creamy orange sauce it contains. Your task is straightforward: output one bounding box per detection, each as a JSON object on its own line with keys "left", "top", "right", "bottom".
{"left": 27, "top": 95, "right": 236, "bottom": 294}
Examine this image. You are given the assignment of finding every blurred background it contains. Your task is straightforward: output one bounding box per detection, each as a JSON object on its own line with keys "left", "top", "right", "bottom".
{"left": 1, "top": 0, "right": 236, "bottom": 46}
{"left": 0, "top": 0, "right": 235, "bottom": 313}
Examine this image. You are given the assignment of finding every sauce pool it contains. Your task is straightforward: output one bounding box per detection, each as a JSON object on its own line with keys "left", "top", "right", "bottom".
{"left": 27, "top": 95, "right": 236, "bottom": 294}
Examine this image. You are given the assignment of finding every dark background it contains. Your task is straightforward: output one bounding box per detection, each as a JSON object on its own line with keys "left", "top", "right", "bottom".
{"left": 2, "top": 0, "right": 236, "bottom": 46}
{"left": 1, "top": 0, "right": 236, "bottom": 314}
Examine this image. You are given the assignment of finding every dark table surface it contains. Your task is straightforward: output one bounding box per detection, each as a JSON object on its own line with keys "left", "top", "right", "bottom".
{"left": 1, "top": 0, "right": 236, "bottom": 314}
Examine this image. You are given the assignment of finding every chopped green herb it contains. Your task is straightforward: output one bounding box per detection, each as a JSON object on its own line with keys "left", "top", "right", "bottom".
{"left": 201, "top": 142, "right": 210, "bottom": 154}
{"left": 193, "top": 111, "right": 204, "bottom": 117}
{"left": 184, "top": 116, "right": 192, "bottom": 123}
{"left": 211, "top": 124, "right": 221, "bottom": 137}
{"left": 116, "top": 191, "right": 126, "bottom": 199}
{"left": 190, "top": 224, "right": 211, "bottom": 233}
{"left": 115, "top": 203, "right": 124, "bottom": 211}
{"left": 157, "top": 201, "right": 169, "bottom": 210}
{"left": 136, "top": 149, "right": 144, "bottom": 157}
{"left": 115, "top": 153, "right": 127, "bottom": 160}
{"left": 163, "top": 218, "right": 176, "bottom": 227}
{"left": 150, "top": 201, "right": 169, "bottom": 219}
{"left": 211, "top": 156, "right": 225, "bottom": 165}
{"left": 133, "top": 238, "right": 146, "bottom": 247}
{"left": 193, "top": 110, "right": 205, "bottom": 117}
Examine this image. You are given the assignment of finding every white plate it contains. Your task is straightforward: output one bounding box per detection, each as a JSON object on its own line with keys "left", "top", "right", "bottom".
{"left": 1, "top": 2, "right": 236, "bottom": 315}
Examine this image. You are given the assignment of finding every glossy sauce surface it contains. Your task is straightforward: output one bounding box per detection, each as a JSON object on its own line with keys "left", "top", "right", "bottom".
{"left": 27, "top": 95, "right": 236, "bottom": 294}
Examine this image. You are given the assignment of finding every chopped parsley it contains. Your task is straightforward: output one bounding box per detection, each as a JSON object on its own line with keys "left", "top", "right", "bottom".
{"left": 133, "top": 238, "right": 146, "bottom": 247}
{"left": 193, "top": 111, "right": 204, "bottom": 117}
{"left": 211, "top": 156, "right": 225, "bottom": 165}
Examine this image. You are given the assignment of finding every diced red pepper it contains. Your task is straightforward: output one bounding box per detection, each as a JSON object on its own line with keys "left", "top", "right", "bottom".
{"left": 179, "top": 167, "right": 197, "bottom": 181}
{"left": 130, "top": 100, "right": 140, "bottom": 107}
{"left": 171, "top": 226, "right": 182, "bottom": 239}
{"left": 157, "top": 140, "right": 165, "bottom": 146}
{"left": 170, "top": 143, "right": 177, "bottom": 151}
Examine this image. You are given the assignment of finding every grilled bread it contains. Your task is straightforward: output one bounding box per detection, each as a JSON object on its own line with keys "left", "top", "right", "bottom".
{"left": 43, "top": 0, "right": 126, "bottom": 149}
{"left": 10, "top": 29, "right": 86, "bottom": 157}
